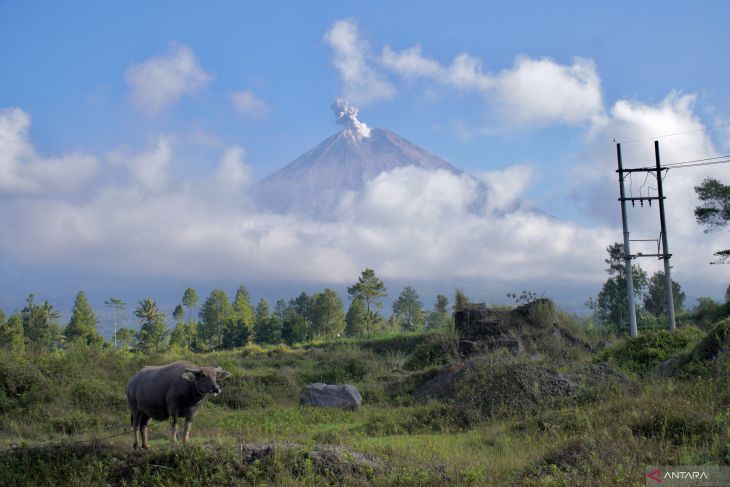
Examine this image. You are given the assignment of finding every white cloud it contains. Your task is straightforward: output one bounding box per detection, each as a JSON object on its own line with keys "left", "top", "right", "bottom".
{"left": 323, "top": 19, "right": 395, "bottom": 105}
{"left": 476, "top": 165, "right": 534, "bottom": 213}
{"left": 125, "top": 136, "right": 173, "bottom": 192}
{"left": 381, "top": 43, "right": 603, "bottom": 126}
{"left": 0, "top": 107, "right": 97, "bottom": 195}
{"left": 493, "top": 56, "right": 603, "bottom": 125}
{"left": 577, "top": 91, "right": 729, "bottom": 281}
{"left": 214, "top": 146, "right": 251, "bottom": 192}
{"left": 229, "top": 90, "right": 270, "bottom": 118}
{"left": 125, "top": 43, "right": 213, "bottom": 115}
{"left": 1, "top": 101, "right": 726, "bottom": 298}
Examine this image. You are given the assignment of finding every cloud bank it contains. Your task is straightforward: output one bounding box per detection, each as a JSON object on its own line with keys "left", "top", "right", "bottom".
{"left": 0, "top": 107, "right": 615, "bottom": 286}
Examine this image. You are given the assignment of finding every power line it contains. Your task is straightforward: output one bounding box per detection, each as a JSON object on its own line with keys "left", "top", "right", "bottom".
{"left": 666, "top": 159, "right": 730, "bottom": 169}
{"left": 664, "top": 155, "right": 730, "bottom": 166}
{"left": 623, "top": 158, "right": 730, "bottom": 172}
{"left": 615, "top": 120, "right": 730, "bottom": 145}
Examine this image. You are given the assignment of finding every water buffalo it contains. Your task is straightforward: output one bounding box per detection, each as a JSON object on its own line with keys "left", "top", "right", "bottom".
{"left": 126, "top": 360, "right": 231, "bottom": 449}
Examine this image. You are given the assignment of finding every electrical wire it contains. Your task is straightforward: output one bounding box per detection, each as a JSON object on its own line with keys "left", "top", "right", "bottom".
{"left": 615, "top": 120, "right": 730, "bottom": 145}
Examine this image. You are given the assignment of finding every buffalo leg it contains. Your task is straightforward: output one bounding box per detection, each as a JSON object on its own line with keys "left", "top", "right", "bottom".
{"left": 182, "top": 417, "right": 193, "bottom": 445}
{"left": 170, "top": 416, "right": 179, "bottom": 444}
{"left": 132, "top": 411, "right": 141, "bottom": 449}
{"left": 140, "top": 414, "right": 151, "bottom": 449}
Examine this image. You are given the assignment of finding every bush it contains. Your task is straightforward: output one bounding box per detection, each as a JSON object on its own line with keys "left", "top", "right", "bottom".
{"left": 596, "top": 326, "right": 705, "bottom": 375}
{"left": 403, "top": 333, "right": 457, "bottom": 371}
{"left": 631, "top": 407, "right": 718, "bottom": 445}
{"left": 212, "top": 370, "right": 300, "bottom": 409}
{"left": 300, "top": 350, "right": 369, "bottom": 384}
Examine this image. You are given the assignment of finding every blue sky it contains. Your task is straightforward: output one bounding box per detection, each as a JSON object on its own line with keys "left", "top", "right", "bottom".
{"left": 1, "top": 1, "right": 729, "bottom": 319}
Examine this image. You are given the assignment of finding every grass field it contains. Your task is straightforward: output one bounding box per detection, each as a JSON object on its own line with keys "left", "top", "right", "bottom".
{"left": 1, "top": 307, "right": 728, "bottom": 486}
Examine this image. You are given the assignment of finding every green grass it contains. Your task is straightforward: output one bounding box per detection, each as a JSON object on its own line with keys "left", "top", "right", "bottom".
{"left": 1, "top": 313, "right": 729, "bottom": 486}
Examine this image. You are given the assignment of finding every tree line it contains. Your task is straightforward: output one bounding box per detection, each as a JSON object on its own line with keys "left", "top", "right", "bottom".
{"left": 0, "top": 269, "right": 452, "bottom": 354}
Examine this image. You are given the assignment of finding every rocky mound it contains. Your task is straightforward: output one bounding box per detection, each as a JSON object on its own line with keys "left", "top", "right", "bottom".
{"left": 454, "top": 299, "right": 591, "bottom": 360}
{"left": 415, "top": 360, "right": 633, "bottom": 418}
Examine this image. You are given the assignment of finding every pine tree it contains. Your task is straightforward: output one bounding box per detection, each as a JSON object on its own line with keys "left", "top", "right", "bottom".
{"left": 345, "top": 298, "right": 367, "bottom": 337}
{"left": 66, "top": 291, "right": 102, "bottom": 345}
{"left": 198, "top": 289, "right": 233, "bottom": 349}
{"left": 312, "top": 289, "right": 346, "bottom": 338}
{"left": 169, "top": 304, "right": 188, "bottom": 348}
{"left": 643, "top": 271, "right": 686, "bottom": 318}
{"left": 595, "top": 243, "right": 648, "bottom": 330}
{"left": 224, "top": 285, "right": 254, "bottom": 348}
{"left": 181, "top": 288, "right": 199, "bottom": 340}
{"left": 347, "top": 269, "right": 387, "bottom": 334}
{"left": 392, "top": 286, "right": 424, "bottom": 332}
{"left": 254, "top": 298, "right": 281, "bottom": 344}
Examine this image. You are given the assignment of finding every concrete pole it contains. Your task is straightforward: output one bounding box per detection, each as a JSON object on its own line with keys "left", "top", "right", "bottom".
{"left": 654, "top": 141, "right": 677, "bottom": 332}
{"left": 617, "top": 143, "right": 638, "bottom": 337}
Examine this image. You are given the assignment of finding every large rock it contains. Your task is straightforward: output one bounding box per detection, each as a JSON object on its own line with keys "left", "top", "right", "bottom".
{"left": 300, "top": 383, "right": 362, "bottom": 410}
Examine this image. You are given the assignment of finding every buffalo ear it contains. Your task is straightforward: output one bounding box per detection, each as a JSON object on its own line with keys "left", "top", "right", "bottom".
{"left": 181, "top": 372, "right": 197, "bottom": 382}
{"left": 216, "top": 370, "right": 232, "bottom": 380}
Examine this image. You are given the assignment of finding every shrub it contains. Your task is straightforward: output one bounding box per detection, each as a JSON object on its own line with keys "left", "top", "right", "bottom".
{"left": 403, "top": 333, "right": 457, "bottom": 371}
{"left": 300, "top": 351, "right": 368, "bottom": 384}
{"left": 596, "top": 326, "right": 705, "bottom": 375}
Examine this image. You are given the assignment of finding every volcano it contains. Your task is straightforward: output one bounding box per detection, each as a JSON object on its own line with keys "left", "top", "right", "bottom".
{"left": 252, "top": 100, "right": 462, "bottom": 215}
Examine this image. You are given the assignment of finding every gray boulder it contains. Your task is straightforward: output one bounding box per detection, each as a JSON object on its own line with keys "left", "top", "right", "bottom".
{"left": 300, "top": 383, "right": 362, "bottom": 410}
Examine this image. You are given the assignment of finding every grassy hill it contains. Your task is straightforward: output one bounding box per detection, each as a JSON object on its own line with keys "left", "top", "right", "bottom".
{"left": 0, "top": 302, "right": 728, "bottom": 486}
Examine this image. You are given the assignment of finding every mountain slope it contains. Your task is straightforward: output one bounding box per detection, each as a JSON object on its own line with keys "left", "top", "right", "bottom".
{"left": 252, "top": 101, "right": 462, "bottom": 215}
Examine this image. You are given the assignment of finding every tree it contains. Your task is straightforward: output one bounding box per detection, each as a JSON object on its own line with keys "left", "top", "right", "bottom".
{"left": 134, "top": 298, "right": 169, "bottom": 354}
{"left": 115, "top": 327, "right": 137, "bottom": 350}
{"left": 169, "top": 303, "right": 188, "bottom": 348}
{"left": 0, "top": 313, "right": 24, "bottom": 352}
{"left": 312, "top": 289, "right": 345, "bottom": 338}
{"left": 21, "top": 294, "right": 62, "bottom": 350}
{"left": 454, "top": 289, "right": 469, "bottom": 313}
{"left": 725, "top": 284, "right": 730, "bottom": 303}
{"left": 426, "top": 294, "right": 451, "bottom": 330}
{"left": 694, "top": 177, "right": 730, "bottom": 263}
{"left": 594, "top": 243, "right": 648, "bottom": 330}
{"left": 66, "top": 291, "right": 102, "bottom": 345}
{"left": 643, "top": 271, "right": 686, "bottom": 318}
{"left": 347, "top": 269, "right": 387, "bottom": 334}
{"left": 224, "top": 285, "right": 254, "bottom": 348}
{"left": 345, "top": 298, "right": 367, "bottom": 337}
{"left": 232, "top": 286, "right": 254, "bottom": 325}
{"left": 182, "top": 287, "right": 199, "bottom": 336}
{"left": 104, "top": 297, "right": 126, "bottom": 350}
{"left": 254, "top": 298, "right": 281, "bottom": 344}
{"left": 280, "top": 292, "right": 313, "bottom": 344}
{"left": 198, "top": 289, "right": 233, "bottom": 349}
{"left": 392, "top": 286, "right": 424, "bottom": 332}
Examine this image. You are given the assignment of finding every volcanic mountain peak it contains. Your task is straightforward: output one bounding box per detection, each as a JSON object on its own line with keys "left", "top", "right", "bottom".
{"left": 253, "top": 102, "right": 463, "bottom": 215}
{"left": 332, "top": 99, "right": 371, "bottom": 140}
